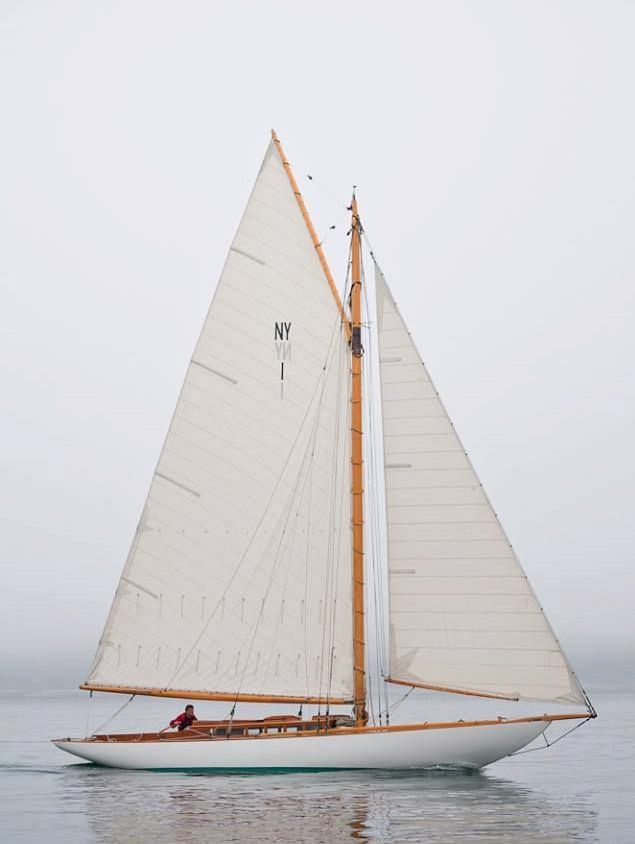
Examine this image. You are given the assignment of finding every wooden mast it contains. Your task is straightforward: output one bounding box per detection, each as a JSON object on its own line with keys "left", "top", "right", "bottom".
{"left": 350, "top": 195, "right": 366, "bottom": 725}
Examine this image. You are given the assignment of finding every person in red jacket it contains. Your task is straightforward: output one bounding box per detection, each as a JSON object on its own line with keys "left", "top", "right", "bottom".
{"left": 169, "top": 704, "right": 198, "bottom": 731}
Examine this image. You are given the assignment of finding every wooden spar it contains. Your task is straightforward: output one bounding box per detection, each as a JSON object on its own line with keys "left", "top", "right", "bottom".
{"left": 79, "top": 684, "right": 353, "bottom": 706}
{"left": 350, "top": 195, "right": 366, "bottom": 725}
{"left": 271, "top": 129, "right": 351, "bottom": 339}
{"left": 386, "top": 677, "right": 521, "bottom": 702}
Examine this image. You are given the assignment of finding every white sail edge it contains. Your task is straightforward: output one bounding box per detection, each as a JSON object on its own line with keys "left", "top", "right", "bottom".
{"left": 374, "top": 262, "right": 590, "bottom": 708}
{"left": 85, "top": 137, "right": 355, "bottom": 701}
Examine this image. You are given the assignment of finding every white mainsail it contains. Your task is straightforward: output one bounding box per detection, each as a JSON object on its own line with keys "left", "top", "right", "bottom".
{"left": 376, "top": 266, "right": 585, "bottom": 704}
{"left": 86, "top": 140, "right": 354, "bottom": 702}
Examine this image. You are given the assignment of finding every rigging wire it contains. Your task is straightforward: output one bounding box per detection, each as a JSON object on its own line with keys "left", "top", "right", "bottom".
{"left": 323, "top": 319, "right": 351, "bottom": 714}
{"left": 359, "top": 253, "right": 380, "bottom": 727}
{"left": 363, "top": 263, "right": 380, "bottom": 725}
{"left": 165, "top": 308, "right": 350, "bottom": 690}
{"left": 281, "top": 149, "right": 353, "bottom": 250}
{"left": 360, "top": 227, "right": 397, "bottom": 726}
{"left": 227, "top": 414, "right": 321, "bottom": 709}
{"left": 360, "top": 237, "right": 391, "bottom": 726}
{"left": 229, "top": 343, "right": 339, "bottom": 705}
{"left": 84, "top": 689, "right": 94, "bottom": 738}
{"left": 91, "top": 694, "right": 136, "bottom": 736}
{"left": 317, "top": 245, "right": 353, "bottom": 723}
{"left": 322, "top": 245, "right": 354, "bottom": 714}
{"left": 302, "top": 421, "right": 316, "bottom": 699}
{"left": 220, "top": 345, "right": 335, "bottom": 705}
{"left": 215, "top": 304, "right": 350, "bottom": 714}
{"left": 294, "top": 160, "right": 350, "bottom": 214}
{"left": 510, "top": 717, "right": 592, "bottom": 757}
{"left": 317, "top": 208, "right": 352, "bottom": 249}
{"left": 380, "top": 685, "right": 414, "bottom": 720}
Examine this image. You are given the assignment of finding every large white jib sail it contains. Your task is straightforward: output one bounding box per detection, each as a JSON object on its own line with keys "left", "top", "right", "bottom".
{"left": 376, "top": 266, "right": 586, "bottom": 705}
{"left": 85, "top": 140, "right": 354, "bottom": 703}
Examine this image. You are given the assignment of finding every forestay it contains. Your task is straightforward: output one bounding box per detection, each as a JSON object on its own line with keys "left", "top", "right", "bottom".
{"left": 86, "top": 140, "right": 354, "bottom": 701}
{"left": 376, "top": 267, "right": 585, "bottom": 704}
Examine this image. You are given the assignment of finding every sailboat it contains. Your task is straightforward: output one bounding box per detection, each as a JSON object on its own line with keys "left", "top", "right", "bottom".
{"left": 53, "top": 131, "right": 595, "bottom": 770}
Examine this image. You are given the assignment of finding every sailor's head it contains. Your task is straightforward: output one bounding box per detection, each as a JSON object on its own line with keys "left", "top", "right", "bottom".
{"left": 185, "top": 704, "right": 195, "bottom": 714}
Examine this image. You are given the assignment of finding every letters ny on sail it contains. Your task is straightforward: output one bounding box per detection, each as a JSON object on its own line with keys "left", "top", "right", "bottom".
{"left": 274, "top": 321, "right": 291, "bottom": 394}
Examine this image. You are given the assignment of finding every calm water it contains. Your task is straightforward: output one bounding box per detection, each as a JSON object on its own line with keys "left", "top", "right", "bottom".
{"left": 0, "top": 690, "right": 633, "bottom": 843}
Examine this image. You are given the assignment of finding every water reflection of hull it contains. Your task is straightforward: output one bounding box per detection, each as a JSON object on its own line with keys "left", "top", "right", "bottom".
{"left": 62, "top": 763, "right": 599, "bottom": 844}
{"left": 53, "top": 719, "right": 547, "bottom": 770}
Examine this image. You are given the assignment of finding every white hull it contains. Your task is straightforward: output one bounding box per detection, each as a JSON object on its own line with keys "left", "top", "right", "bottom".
{"left": 53, "top": 720, "right": 548, "bottom": 771}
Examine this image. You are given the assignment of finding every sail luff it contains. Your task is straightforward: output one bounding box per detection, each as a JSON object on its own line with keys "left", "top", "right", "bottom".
{"left": 350, "top": 196, "right": 366, "bottom": 723}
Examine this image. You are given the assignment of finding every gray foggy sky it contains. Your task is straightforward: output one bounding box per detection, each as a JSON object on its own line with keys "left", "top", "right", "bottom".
{"left": 1, "top": 1, "right": 634, "bottom": 689}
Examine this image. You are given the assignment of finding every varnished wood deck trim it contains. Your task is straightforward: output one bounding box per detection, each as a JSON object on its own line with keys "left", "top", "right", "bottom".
{"left": 58, "top": 711, "right": 593, "bottom": 745}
